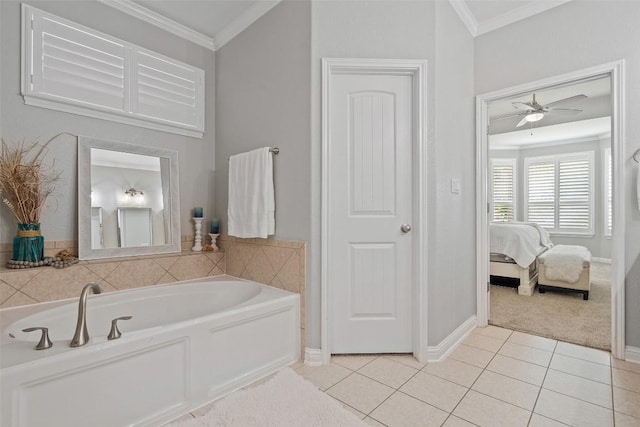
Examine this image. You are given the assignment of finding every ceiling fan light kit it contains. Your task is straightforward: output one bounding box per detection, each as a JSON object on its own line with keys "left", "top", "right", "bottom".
{"left": 524, "top": 112, "right": 545, "bottom": 122}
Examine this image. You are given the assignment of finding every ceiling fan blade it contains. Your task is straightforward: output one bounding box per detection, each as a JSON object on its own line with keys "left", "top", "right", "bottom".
{"left": 548, "top": 108, "right": 582, "bottom": 114}
{"left": 490, "top": 112, "right": 525, "bottom": 121}
{"left": 512, "top": 102, "right": 535, "bottom": 111}
{"left": 516, "top": 117, "right": 529, "bottom": 127}
{"left": 544, "top": 94, "right": 587, "bottom": 108}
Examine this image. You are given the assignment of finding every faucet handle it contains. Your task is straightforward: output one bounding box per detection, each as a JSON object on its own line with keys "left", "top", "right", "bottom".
{"left": 22, "top": 327, "right": 53, "bottom": 350}
{"left": 108, "top": 316, "right": 132, "bottom": 340}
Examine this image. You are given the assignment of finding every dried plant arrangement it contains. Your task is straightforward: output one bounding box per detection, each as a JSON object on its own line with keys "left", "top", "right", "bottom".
{"left": 0, "top": 136, "right": 61, "bottom": 224}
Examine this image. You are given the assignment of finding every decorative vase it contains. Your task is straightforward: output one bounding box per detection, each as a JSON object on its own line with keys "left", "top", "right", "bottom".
{"left": 13, "top": 223, "right": 44, "bottom": 262}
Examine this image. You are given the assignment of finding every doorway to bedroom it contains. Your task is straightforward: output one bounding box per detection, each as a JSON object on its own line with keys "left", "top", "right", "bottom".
{"left": 476, "top": 63, "right": 625, "bottom": 356}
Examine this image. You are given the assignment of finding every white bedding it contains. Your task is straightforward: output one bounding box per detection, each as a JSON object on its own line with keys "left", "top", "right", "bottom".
{"left": 490, "top": 222, "right": 554, "bottom": 268}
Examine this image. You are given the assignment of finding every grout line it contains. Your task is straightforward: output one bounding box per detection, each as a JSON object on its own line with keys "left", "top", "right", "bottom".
{"left": 527, "top": 340, "right": 555, "bottom": 426}
{"left": 447, "top": 329, "right": 515, "bottom": 424}
{"left": 547, "top": 366, "right": 612, "bottom": 386}
{"left": 610, "top": 357, "right": 616, "bottom": 427}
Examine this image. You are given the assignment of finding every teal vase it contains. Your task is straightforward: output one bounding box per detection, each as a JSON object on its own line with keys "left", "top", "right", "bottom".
{"left": 13, "top": 223, "right": 44, "bottom": 263}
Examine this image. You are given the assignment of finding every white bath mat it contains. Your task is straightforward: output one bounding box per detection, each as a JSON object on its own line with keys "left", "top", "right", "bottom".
{"left": 169, "top": 368, "right": 367, "bottom": 427}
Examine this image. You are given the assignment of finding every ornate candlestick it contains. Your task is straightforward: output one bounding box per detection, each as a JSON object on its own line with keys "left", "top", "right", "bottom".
{"left": 209, "top": 233, "right": 220, "bottom": 251}
{"left": 192, "top": 217, "right": 203, "bottom": 251}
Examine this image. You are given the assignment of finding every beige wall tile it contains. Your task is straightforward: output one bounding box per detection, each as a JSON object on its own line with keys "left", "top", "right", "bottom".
{"left": 262, "top": 245, "right": 295, "bottom": 273}
{"left": 167, "top": 256, "right": 215, "bottom": 281}
{"left": 156, "top": 272, "right": 178, "bottom": 285}
{"left": 0, "top": 269, "right": 42, "bottom": 289}
{"left": 104, "top": 259, "right": 165, "bottom": 290}
{"left": 275, "top": 250, "right": 301, "bottom": 293}
{"left": 0, "top": 251, "right": 11, "bottom": 267}
{"left": 0, "top": 280, "right": 17, "bottom": 303}
{"left": 54, "top": 240, "right": 76, "bottom": 249}
{"left": 95, "top": 281, "right": 119, "bottom": 294}
{"left": 244, "top": 247, "right": 277, "bottom": 284}
{"left": 0, "top": 249, "right": 227, "bottom": 309}
{"left": 209, "top": 266, "right": 224, "bottom": 276}
{"left": 85, "top": 261, "right": 120, "bottom": 280}
{"left": 205, "top": 252, "right": 225, "bottom": 266}
{"left": 154, "top": 256, "right": 180, "bottom": 271}
{"left": 1, "top": 291, "right": 37, "bottom": 308}
{"left": 20, "top": 265, "right": 101, "bottom": 302}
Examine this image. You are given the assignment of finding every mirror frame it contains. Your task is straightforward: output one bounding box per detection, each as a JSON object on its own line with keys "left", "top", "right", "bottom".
{"left": 78, "top": 136, "right": 181, "bottom": 260}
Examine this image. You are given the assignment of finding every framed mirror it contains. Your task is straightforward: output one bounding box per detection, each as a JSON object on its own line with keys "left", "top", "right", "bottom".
{"left": 78, "top": 137, "right": 181, "bottom": 259}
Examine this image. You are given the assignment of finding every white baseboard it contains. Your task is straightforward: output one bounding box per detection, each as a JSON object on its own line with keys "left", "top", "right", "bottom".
{"left": 304, "top": 347, "right": 323, "bottom": 366}
{"left": 592, "top": 257, "right": 612, "bottom": 264}
{"left": 424, "top": 315, "right": 477, "bottom": 362}
{"left": 625, "top": 346, "right": 640, "bottom": 364}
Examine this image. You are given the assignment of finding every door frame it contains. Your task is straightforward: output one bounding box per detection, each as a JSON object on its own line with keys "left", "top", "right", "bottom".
{"left": 475, "top": 61, "right": 626, "bottom": 358}
{"left": 321, "top": 58, "right": 428, "bottom": 364}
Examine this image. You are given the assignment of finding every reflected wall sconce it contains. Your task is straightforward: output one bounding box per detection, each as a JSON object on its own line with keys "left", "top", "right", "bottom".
{"left": 124, "top": 187, "right": 144, "bottom": 197}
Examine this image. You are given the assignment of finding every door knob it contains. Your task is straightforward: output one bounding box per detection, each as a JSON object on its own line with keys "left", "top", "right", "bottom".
{"left": 401, "top": 224, "right": 412, "bottom": 233}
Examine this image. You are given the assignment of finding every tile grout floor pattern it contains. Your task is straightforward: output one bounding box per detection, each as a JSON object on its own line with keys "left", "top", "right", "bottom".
{"left": 291, "top": 326, "right": 640, "bottom": 427}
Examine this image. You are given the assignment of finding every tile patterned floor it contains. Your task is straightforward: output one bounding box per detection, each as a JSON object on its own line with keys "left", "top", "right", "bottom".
{"left": 293, "top": 326, "right": 640, "bottom": 427}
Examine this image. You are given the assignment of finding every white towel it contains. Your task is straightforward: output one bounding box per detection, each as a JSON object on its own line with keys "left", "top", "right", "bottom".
{"left": 227, "top": 148, "right": 275, "bottom": 238}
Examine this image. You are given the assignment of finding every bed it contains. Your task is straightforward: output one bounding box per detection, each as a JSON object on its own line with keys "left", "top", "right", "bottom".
{"left": 490, "top": 222, "right": 553, "bottom": 296}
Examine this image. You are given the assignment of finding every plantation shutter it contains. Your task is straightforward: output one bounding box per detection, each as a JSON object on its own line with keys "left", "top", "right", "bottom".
{"left": 30, "top": 8, "right": 127, "bottom": 111}
{"left": 525, "top": 152, "right": 594, "bottom": 234}
{"left": 605, "top": 148, "right": 613, "bottom": 236}
{"left": 558, "top": 158, "right": 591, "bottom": 230}
{"left": 134, "top": 50, "right": 204, "bottom": 130}
{"left": 22, "top": 4, "right": 204, "bottom": 138}
{"left": 526, "top": 161, "right": 555, "bottom": 228}
{"left": 491, "top": 161, "right": 515, "bottom": 222}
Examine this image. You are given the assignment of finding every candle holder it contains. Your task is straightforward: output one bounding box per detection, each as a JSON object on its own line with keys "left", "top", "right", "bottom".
{"left": 192, "top": 217, "right": 203, "bottom": 251}
{"left": 209, "top": 233, "right": 220, "bottom": 251}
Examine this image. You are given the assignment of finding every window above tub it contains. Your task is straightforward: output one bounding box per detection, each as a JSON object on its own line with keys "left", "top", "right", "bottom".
{"left": 21, "top": 4, "right": 205, "bottom": 138}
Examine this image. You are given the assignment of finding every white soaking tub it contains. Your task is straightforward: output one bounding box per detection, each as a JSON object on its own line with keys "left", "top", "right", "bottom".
{"left": 0, "top": 276, "right": 300, "bottom": 427}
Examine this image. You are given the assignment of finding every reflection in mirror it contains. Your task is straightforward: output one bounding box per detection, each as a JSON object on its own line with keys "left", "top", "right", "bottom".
{"left": 117, "top": 207, "right": 153, "bottom": 247}
{"left": 91, "top": 207, "right": 103, "bottom": 249}
{"left": 78, "top": 137, "right": 181, "bottom": 260}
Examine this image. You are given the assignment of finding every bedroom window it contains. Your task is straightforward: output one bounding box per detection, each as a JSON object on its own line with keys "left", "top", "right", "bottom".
{"left": 524, "top": 151, "right": 594, "bottom": 235}
{"left": 490, "top": 159, "right": 516, "bottom": 222}
{"left": 21, "top": 4, "right": 205, "bottom": 138}
{"left": 604, "top": 147, "right": 612, "bottom": 237}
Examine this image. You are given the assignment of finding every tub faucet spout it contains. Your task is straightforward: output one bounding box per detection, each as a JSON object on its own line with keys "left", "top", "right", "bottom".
{"left": 70, "top": 282, "right": 102, "bottom": 347}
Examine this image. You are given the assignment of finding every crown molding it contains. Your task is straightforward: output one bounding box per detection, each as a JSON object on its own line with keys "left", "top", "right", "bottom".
{"left": 213, "top": 1, "right": 281, "bottom": 50}
{"left": 449, "top": 0, "right": 572, "bottom": 38}
{"left": 475, "top": 0, "right": 573, "bottom": 36}
{"left": 448, "top": 0, "right": 478, "bottom": 37}
{"left": 98, "top": 0, "right": 215, "bottom": 51}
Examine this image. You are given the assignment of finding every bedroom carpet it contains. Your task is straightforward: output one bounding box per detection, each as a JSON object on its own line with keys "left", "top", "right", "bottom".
{"left": 489, "top": 262, "right": 611, "bottom": 351}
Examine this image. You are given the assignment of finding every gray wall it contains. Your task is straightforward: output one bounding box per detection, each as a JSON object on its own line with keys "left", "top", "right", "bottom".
{"left": 216, "top": 0, "right": 477, "bottom": 349}
{"left": 490, "top": 138, "right": 613, "bottom": 259}
{"left": 0, "top": 1, "right": 216, "bottom": 244}
{"left": 214, "top": 0, "right": 311, "bottom": 242}
{"left": 309, "top": 0, "right": 476, "bottom": 348}
{"left": 475, "top": 0, "right": 640, "bottom": 347}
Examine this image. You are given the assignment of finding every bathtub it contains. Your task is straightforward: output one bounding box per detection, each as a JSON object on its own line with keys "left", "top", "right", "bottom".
{"left": 0, "top": 276, "right": 300, "bottom": 427}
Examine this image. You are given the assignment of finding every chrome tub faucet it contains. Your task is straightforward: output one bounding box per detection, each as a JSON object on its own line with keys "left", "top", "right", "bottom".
{"left": 70, "top": 282, "right": 102, "bottom": 347}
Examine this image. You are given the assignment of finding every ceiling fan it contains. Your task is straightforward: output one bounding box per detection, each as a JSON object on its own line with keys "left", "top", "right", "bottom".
{"left": 492, "top": 93, "right": 587, "bottom": 127}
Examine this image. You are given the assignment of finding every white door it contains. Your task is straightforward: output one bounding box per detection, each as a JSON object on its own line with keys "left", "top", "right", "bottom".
{"left": 328, "top": 72, "right": 414, "bottom": 353}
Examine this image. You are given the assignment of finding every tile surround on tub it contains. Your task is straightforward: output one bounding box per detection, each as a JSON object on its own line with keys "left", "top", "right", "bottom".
{"left": 0, "top": 246, "right": 226, "bottom": 308}
{"left": 1, "top": 235, "right": 307, "bottom": 350}
{"left": 217, "top": 235, "right": 307, "bottom": 351}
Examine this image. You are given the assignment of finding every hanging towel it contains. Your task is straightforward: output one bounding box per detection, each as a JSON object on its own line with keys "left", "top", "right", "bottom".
{"left": 228, "top": 147, "right": 275, "bottom": 238}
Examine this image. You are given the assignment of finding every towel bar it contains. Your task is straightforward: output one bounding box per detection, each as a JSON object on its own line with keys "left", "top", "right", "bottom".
{"left": 228, "top": 147, "right": 279, "bottom": 161}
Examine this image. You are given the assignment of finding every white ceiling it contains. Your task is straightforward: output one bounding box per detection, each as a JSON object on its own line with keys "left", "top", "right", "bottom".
{"left": 489, "top": 75, "right": 611, "bottom": 148}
